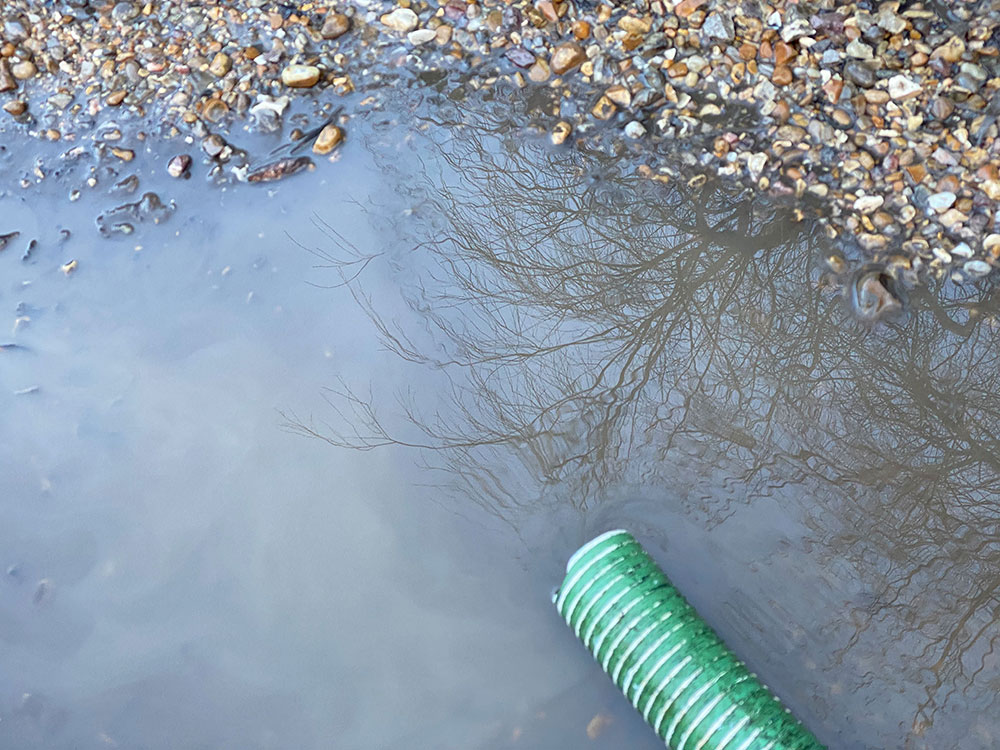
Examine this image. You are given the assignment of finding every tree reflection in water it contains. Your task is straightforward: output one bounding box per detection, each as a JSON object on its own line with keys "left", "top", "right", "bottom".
{"left": 291, "top": 83, "right": 1000, "bottom": 749}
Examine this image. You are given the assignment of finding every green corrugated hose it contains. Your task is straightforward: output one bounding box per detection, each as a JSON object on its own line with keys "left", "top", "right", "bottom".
{"left": 553, "top": 529, "right": 825, "bottom": 750}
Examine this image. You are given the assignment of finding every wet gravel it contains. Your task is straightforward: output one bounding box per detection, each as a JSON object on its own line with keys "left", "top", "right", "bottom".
{"left": 1, "top": 0, "right": 999, "bottom": 286}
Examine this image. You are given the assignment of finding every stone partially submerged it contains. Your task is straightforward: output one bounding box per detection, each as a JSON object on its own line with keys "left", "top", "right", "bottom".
{"left": 845, "top": 264, "right": 905, "bottom": 324}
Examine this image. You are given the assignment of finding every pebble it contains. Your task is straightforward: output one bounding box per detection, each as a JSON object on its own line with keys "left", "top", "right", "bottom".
{"left": 747, "top": 152, "right": 767, "bottom": 180}
{"left": 407, "top": 29, "right": 437, "bottom": 45}
{"left": 209, "top": 52, "right": 231, "bottom": 77}
{"left": 772, "top": 66, "right": 793, "bottom": 86}
{"left": 167, "top": 154, "right": 191, "bottom": 178}
{"left": 0, "top": 59, "right": 15, "bottom": 92}
{"left": 505, "top": 47, "right": 535, "bottom": 68}
{"left": 887, "top": 75, "right": 921, "bottom": 100}
{"left": 591, "top": 95, "right": 616, "bottom": 120}
{"left": 876, "top": 7, "right": 906, "bottom": 34}
{"left": 932, "top": 36, "right": 965, "bottom": 63}
{"left": 527, "top": 60, "right": 550, "bottom": 82}
{"left": 846, "top": 39, "right": 873, "bottom": 59}
{"left": 854, "top": 195, "right": 883, "bottom": 214}
{"left": 321, "top": 13, "right": 350, "bottom": 40}
{"left": 380, "top": 8, "right": 419, "bottom": 32}
{"left": 551, "top": 120, "right": 571, "bottom": 145}
{"left": 281, "top": 64, "right": 321, "bottom": 88}
{"left": 624, "top": 121, "right": 645, "bottom": 139}
{"left": 939, "top": 208, "right": 967, "bottom": 228}
{"left": 843, "top": 61, "right": 875, "bottom": 88}
{"left": 312, "top": 124, "right": 344, "bottom": 154}
{"left": 550, "top": 42, "right": 585, "bottom": 75}
{"left": 202, "top": 99, "right": 228, "bottom": 123}
{"left": 202, "top": 134, "right": 226, "bottom": 158}
{"left": 106, "top": 90, "right": 127, "bottom": 106}
{"left": 701, "top": 12, "right": 734, "bottom": 42}
{"left": 11, "top": 60, "right": 36, "bottom": 80}
{"left": 964, "top": 260, "right": 991, "bottom": 278}
{"left": 3, "top": 100, "right": 26, "bottom": 116}
{"left": 927, "top": 192, "right": 956, "bottom": 212}
{"left": 780, "top": 17, "right": 812, "bottom": 43}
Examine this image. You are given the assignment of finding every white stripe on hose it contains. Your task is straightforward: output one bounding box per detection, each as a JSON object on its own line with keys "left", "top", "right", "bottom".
{"left": 574, "top": 574, "right": 625, "bottom": 639}
{"left": 564, "top": 529, "right": 631, "bottom": 572}
{"left": 663, "top": 663, "right": 733, "bottom": 746}
{"left": 707, "top": 713, "right": 750, "bottom": 750}
{"left": 635, "top": 647, "right": 689, "bottom": 718}
{"left": 619, "top": 618, "right": 688, "bottom": 696}
{"left": 647, "top": 662, "right": 704, "bottom": 726}
{"left": 608, "top": 606, "right": 675, "bottom": 683}
{"left": 731, "top": 726, "right": 763, "bottom": 750}
{"left": 558, "top": 545, "right": 623, "bottom": 624}
{"left": 595, "top": 585, "right": 666, "bottom": 669}
{"left": 693, "top": 702, "right": 740, "bottom": 750}
{"left": 584, "top": 583, "right": 633, "bottom": 648}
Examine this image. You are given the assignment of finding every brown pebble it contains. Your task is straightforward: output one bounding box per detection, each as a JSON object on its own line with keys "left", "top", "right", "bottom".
{"left": 591, "top": 95, "right": 616, "bottom": 120}
{"left": 551, "top": 120, "right": 572, "bottom": 145}
{"left": 312, "top": 124, "right": 344, "bottom": 154}
{"left": 282, "top": 64, "right": 321, "bottom": 88}
{"left": 202, "top": 99, "right": 229, "bottom": 123}
{"left": 527, "top": 60, "right": 550, "bottom": 82}
{"left": 773, "top": 41, "right": 795, "bottom": 66}
{"left": 770, "top": 99, "right": 791, "bottom": 123}
{"left": 537, "top": 0, "right": 559, "bottom": 23}
{"left": 905, "top": 164, "right": 927, "bottom": 183}
{"left": 832, "top": 108, "right": 853, "bottom": 127}
{"left": 937, "top": 174, "right": 960, "bottom": 193}
{"left": 822, "top": 78, "right": 843, "bottom": 103}
{"left": 772, "top": 65, "right": 793, "bottom": 85}
{"left": 321, "top": 13, "right": 351, "bottom": 39}
{"left": 572, "top": 20, "right": 590, "bottom": 40}
{"left": 605, "top": 84, "right": 631, "bottom": 108}
{"left": 3, "top": 99, "right": 26, "bottom": 116}
{"left": 864, "top": 89, "right": 889, "bottom": 104}
{"left": 675, "top": 0, "right": 707, "bottom": 18}
{"left": 550, "top": 42, "right": 585, "bottom": 75}
{"left": 618, "top": 15, "right": 651, "bottom": 34}
{"left": 11, "top": 60, "right": 36, "bottom": 80}
{"left": 738, "top": 42, "right": 756, "bottom": 61}
{"left": 668, "top": 61, "right": 688, "bottom": 78}
{"left": 209, "top": 52, "right": 231, "bottom": 77}
{"left": 0, "top": 59, "right": 15, "bottom": 92}
{"left": 111, "top": 147, "right": 135, "bottom": 162}
{"left": 931, "top": 35, "right": 966, "bottom": 64}
{"left": 106, "top": 90, "right": 127, "bottom": 106}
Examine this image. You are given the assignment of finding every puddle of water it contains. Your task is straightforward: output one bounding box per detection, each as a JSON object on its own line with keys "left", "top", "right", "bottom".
{"left": 2, "top": 80, "right": 1000, "bottom": 750}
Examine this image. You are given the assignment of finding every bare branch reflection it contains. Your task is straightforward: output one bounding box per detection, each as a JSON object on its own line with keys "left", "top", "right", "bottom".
{"left": 292, "top": 82, "right": 1000, "bottom": 747}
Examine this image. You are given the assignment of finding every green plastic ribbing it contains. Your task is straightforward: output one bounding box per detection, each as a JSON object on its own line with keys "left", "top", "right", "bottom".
{"left": 553, "top": 530, "right": 826, "bottom": 750}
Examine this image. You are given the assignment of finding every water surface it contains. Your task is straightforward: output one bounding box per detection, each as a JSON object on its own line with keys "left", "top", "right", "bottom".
{"left": 2, "top": 79, "right": 1000, "bottom": 750}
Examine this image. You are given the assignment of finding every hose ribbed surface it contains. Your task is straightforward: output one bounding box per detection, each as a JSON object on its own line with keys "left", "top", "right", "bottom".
{"left": 553, "top": 530, "right": 825, "bottom": 750}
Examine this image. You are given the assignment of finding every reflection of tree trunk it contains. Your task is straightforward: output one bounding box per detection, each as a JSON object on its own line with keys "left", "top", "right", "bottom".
{"left": 288, "top": 84, "right": 1000, "bottom": 746}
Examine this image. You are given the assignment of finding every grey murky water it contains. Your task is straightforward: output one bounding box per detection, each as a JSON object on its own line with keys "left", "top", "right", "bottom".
{"left": 3, "top": 80, "right": 1000, "bottom": 750}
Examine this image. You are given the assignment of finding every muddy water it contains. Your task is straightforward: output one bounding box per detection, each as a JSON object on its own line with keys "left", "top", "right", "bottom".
{"left": 2, "top": 81, "right": 1000, "bottom": 750}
